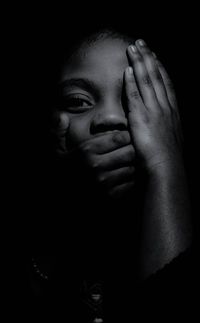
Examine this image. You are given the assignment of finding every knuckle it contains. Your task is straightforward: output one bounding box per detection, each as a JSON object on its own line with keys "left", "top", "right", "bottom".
{"left": 127, "top": 146, "right": 135, "bottom": 159}
{"left": 150, "top": 69, "right": 163, "bottom": 82}
{"left": 87, "top": 155, "right": 99, "bottom": 169}
{"left": 114, "top": 131, "right": 130, "bottom": 146}
{"left": 140, "top": 111, "right": 151, "bottom": 123}
{"left": 142, "top": 75, "right": 152, "bottom": 86}
{"left": 128, "top": 90, "right": 140, "bottom": 100}
{"left": 82, "top": 142, "right": 92, "bottom": 153}
{"left": 135, "top": 53, "right": 143, "bottom": 63}
{"left": 98, "top": 174, "right": 106, "bottom": 183}
{"left": 92, "top": 160, "right": 100, "bottom": 169}
{"left": 142, "top": 50, "right": 152, "bottom": 60}
{"left": 113, "top": 132, "right": 125, "bottom": 144}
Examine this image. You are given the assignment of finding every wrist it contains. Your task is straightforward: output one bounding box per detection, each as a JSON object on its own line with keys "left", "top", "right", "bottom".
{"left": 144, "top": 153, "right": 185, "bottom": 177}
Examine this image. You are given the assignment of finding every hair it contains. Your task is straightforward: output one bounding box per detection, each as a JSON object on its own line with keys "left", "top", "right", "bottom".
{"left": 48, "top": 27, "right": 138, "bottom": 100}
{"left": 59, "top": 27, "right": 137, "bottom": 65}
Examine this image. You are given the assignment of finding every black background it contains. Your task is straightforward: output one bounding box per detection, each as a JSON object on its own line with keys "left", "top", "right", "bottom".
{"left": 6, "top": 2, "right": 200, "bottom": 320}
{"left": 12, "top": 3, "right": 199, "bottom": 242}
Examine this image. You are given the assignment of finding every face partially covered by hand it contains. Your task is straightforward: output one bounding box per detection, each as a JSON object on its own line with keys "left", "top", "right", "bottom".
{"left": 53, "top": 37, "right": 137, "bottom": 198}
{"left": 54, "top": 111, "right": 136, "bottom": 198}
{"left": 76, "top": 130, "right": 136, "bottom": 198}
{"left": 53, "top": 34, "right": 182, "bottom": 199}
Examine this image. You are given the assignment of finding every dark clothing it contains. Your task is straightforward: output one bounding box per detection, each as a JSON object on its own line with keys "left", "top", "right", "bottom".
{"left": 20, "top": 244, "right": 199, "bottom": 322}
{"left": 19, "top": 157, "right": 199, "bottom": 321}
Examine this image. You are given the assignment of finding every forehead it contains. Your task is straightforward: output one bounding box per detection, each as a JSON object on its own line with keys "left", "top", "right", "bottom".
{"left": 60, "top": 38, "right": 129, "bottom": 84}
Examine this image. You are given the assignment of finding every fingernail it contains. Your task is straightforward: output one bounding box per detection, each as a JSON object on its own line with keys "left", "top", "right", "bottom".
{"left": 127, "top": 66, "right": 133, "bottom": 75}
{"left": 137, "top": 39, "right": 146, "bottom": 46}
{"left": 130, "top": 45, "right": 137, "bottom": 53}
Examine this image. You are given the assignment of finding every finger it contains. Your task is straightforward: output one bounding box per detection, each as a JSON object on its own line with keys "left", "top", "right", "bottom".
{"left": 98, "top": 166, "right": 135, "bottom": 188}
{"left": 80, "top": 130, "right": 131, "bottom": 155}
{"left": 135, "top": 40, "right": 170, "bottom": 110}
{"left": 153, "top": 54, "right": 184, "bottom": 144}
{"left": 108, "top": 181, "right": 135, "bottom": 198}
{"left": 88, "top": 144, "right": 135, "bottom": 171}
{"left": 52, "top": 112, "right": 70, "bottom": 154}
{"left": 153, "top": 54, "right": 178, "bottom": 110}
{"left": 124, "top": 66, "right": 145, "bottom": 113}
{"left": 127, "top": 45, "right": 159, "bottom": 110}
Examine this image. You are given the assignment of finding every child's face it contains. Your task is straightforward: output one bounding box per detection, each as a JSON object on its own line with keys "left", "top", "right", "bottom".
{"left": 60, "top": 38, "right": 130, "bottom": 143}
{"left": 57, "top": 37, "right": 136, "bottom": 197}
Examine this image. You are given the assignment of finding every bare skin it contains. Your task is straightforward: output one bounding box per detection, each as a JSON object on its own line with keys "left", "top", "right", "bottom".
{"left": 34, "top": 36, "right": 192, "bottom": 284}
{"left": 125, "top": 40, "right": 192, "bottom": 277}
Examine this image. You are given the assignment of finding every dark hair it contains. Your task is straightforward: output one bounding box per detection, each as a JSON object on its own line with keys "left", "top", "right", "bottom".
{"left": 49, "top": 27, "right": 139, "bottom": 104}
{"left": 53, "top": 28, "right": 135, "bottom": 66}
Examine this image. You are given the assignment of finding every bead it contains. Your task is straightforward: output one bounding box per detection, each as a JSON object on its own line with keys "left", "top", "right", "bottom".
{"left": 93, "top": 318, "right": 103, "bottom": 323}
{"left": 91, "top": 293, "right": 102, "bottom": 302}
{"left": 32, "top": 257, "right": 49, "bottom": 281}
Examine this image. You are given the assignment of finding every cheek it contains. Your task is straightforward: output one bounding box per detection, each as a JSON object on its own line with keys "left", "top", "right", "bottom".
{"left": 68, "top": 114, "right": 92, "bottom": 147}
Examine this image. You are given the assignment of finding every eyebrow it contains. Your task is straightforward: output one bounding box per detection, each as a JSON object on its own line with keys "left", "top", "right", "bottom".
{"left": 60, "top": 77, "right": 124, "bottom": 97}
{"left": 60, "top": 78, "right": 99, "bottom": 96}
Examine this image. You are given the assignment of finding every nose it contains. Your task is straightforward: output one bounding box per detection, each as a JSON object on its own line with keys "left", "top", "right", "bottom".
{"left": 90, "top": 100, "right": 127, "bottom": 134}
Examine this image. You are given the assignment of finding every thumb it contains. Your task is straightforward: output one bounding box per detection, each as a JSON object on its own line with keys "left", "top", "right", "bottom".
{"left": 54, "top": 112, "right": 70, "bottom": 133}
{"left": 52, "top": 112, "right": 70, "bottom": 155}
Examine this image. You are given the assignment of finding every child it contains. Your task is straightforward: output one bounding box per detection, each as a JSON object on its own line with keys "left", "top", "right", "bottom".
{"left": 30, "top": 27, "right": 193, "bottom": 321}
{"left": 52, "top": 28, "right": 192, "bottom": 277}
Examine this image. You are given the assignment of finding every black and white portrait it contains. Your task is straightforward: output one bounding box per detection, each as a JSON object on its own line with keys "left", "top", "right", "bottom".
{"left": 12, "top": 4, "right": 199, "bottom": 322}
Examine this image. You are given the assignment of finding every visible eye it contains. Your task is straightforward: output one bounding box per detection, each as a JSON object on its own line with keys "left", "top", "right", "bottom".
{"left": 62, "top": 95, "right": 93, "bottom": 113}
